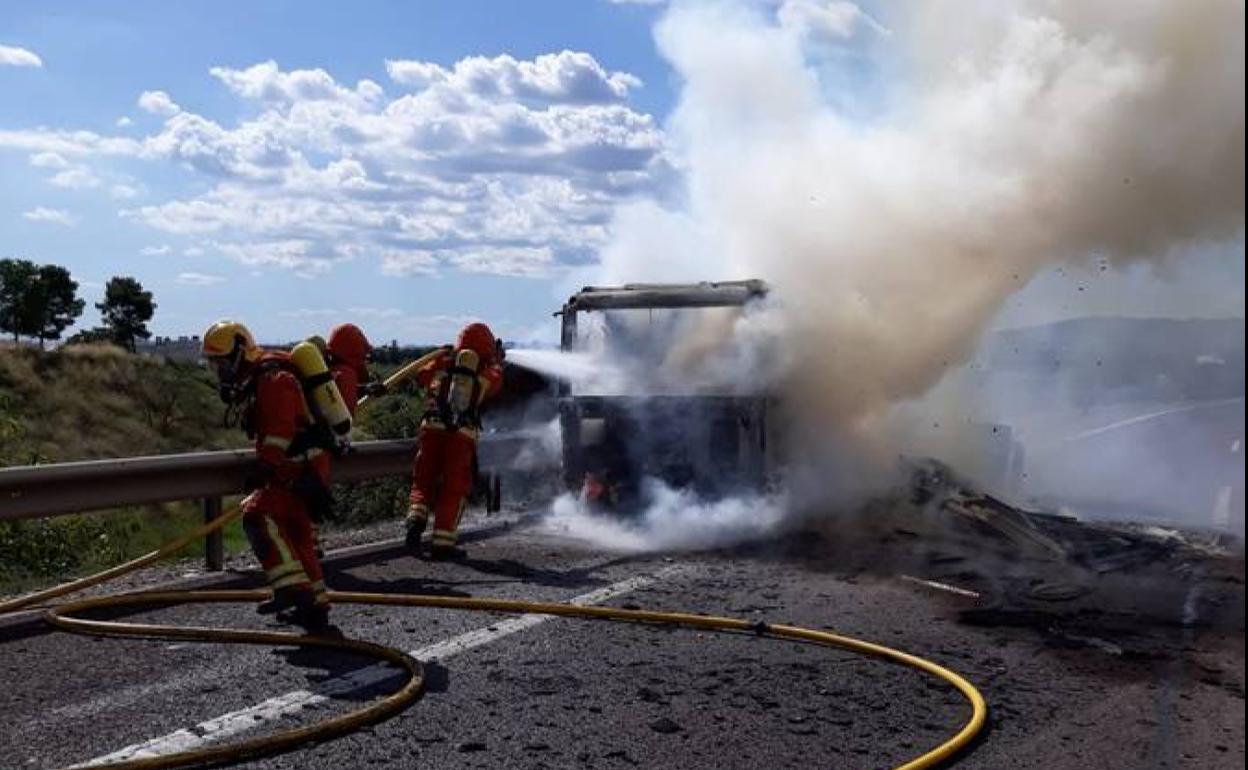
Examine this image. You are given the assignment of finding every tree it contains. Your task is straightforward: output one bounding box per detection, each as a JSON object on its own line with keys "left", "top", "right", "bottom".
{"left": 65, "top": 327, "right": 112, "bottom": 345}
{"left": 29, "top": 265, "right": 85, "bottom": 348}
{"left": 97, "top": 276, "right": 156, "bottom": 352}
{"left": 0, "top": 258, "right": 38, "bottom": 343}
{"left": 0, "top": 259, "right": 84, "bottom": 347}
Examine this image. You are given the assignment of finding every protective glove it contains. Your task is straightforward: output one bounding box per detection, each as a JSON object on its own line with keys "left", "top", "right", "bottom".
{"left": 332, "top": 432, "right": 353, "bottom": 456}
{"left": 360, "top": 381, "right": 388, "bottom": 398}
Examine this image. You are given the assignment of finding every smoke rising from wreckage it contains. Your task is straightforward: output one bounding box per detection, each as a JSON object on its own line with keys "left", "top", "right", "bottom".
{"left": 504, "top": 289, "right": 1242, "bottom": 660}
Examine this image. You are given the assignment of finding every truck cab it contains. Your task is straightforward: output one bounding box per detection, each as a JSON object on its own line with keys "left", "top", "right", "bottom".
{"left": 556, "top": 280, "right": 772, "bottom": 507}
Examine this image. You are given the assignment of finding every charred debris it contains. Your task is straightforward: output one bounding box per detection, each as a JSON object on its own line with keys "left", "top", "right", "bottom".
{"left": 874, "top": 458, "right": 1244, "bottom": 659}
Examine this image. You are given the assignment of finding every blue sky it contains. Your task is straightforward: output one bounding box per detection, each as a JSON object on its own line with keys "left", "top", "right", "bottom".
{"left": 3, "top": 0, "right": 1243, "bottom": 349}
{"left": 1, "top": 0, "right": 673, "bottom": 344}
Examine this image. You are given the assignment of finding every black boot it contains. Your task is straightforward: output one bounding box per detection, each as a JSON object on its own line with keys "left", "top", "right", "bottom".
{"left": 257, "top": 585, "right": 306, "bottom": 616}
{"left": 404, "top": 514, "right": 427, "bottom": 555}
{"left": 429, "top": 544, "right": 466, "bottom": 561}
{"left": 289, "top": 604, "right": 340, "bottom": 637}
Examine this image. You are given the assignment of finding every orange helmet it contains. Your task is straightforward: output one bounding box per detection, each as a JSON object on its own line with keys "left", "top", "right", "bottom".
{"left": 328, "top": 323, "right": 372, "bottom": 370}
{"left": 455, "top": 322, "right": 497, "bottom": 363}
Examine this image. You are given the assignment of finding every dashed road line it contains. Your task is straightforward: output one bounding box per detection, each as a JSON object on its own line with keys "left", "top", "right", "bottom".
{"left": 79, "top": 565, "right": 683, "bottom": 767}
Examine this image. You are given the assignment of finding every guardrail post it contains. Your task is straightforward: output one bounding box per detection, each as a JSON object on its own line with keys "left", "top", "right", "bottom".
{"left": 204, "top": 496, "right": 224, "bottom": 571}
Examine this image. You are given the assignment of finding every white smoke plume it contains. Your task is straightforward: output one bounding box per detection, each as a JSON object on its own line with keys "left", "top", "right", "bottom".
{"left": 592, "top": 0, "right": 1245, "bottom": 511}
{"left": 543, "top": 480, "right": 787, "bottom": 552}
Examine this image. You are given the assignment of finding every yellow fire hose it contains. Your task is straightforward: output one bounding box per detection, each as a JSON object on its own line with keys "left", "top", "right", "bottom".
{"left": 0, "top": 349, "right": 988, "bottom": 770}
{"left": 356, "top": 346, "right": 450, "bottom": 411}
{"left": 4, "top": 528, "right": 989, "bottom": 770}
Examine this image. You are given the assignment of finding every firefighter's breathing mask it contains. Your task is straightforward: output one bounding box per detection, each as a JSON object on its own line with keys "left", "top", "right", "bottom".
{"left": 209, "top": 348, "right": 247, "bottom": 405}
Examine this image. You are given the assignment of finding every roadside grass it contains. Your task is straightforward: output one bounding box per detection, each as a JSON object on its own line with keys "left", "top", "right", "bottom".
{"left": 0, "top": 499, "right": 251, "bottom": 597}
{"left": 1, "top": 346, "right": 430, "bottom": 597}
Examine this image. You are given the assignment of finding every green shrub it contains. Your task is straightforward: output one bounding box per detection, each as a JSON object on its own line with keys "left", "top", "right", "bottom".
{"left": 0, "top": 346, "right": 433, "bottom": 591}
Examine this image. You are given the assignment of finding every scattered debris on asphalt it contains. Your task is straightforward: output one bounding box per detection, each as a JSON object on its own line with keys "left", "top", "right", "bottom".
{"left": 805, "top": 458, "right": 1246, "bottom": 660}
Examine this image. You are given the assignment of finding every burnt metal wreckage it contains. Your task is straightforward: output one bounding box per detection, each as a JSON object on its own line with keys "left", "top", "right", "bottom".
{"left": 497, "top": 280, "right": 1242, "bottom": 661}
{"left": 906, "top": 457, "right": 1237, "bottom": 576}
{"left": 554, "top": 280, "right": 773, "bottom": 508}
{"left": 897, "top": 457, "right": 1244, "bottom": 659}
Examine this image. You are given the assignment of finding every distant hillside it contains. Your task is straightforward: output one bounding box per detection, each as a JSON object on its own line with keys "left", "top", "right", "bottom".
{"left": 0, "top": 342, "right": 554, "bottom": 467}
{"left": 983, "top": 317, "right": 1244, "bottom": 406}
{"left": 0, "top": 344, "right": 243, "bottom": 467}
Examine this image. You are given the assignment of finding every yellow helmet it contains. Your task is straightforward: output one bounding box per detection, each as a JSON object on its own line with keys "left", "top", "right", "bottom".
{"left": 201, "top": 320, "right": 261, "bottom": 362}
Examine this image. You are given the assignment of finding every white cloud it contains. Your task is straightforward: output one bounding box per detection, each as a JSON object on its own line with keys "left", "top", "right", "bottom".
{"left": 140, "top": 244, "right": 171, "bottom": 256}
{"left": 7, "top": 52, "right": 665, "bottom": 279}
{"left": 183, "top": 245, "right": 206, "bottom": 257}
{"left": 386, "top": 50, "right": 641, "bottom": 105}
{"left": 210, "top": 60, "right": 382, "bottom": 107}
{"left": 176, "top": 272, "right": 225, "bottom": 286}
{"left": 138, "top": 90, "right": 181, "bottom": 116}
{"left": 380, "top": 244, "right": 558, "bottom": 278}
{"left": 379, "top": 249, "right": 439, "bottom": 277}
{"left": 0, "top": 44, "right": 42, "bottom": 68}
{"left": 29, "top": 152, "right": 108, "bottom": 190}
{"left": 29, "top": 151, "right": 69, "bottom": 168}
{"left": 384, "top": 60, "right": 445, "bottom": 89}
{"left": 448, "top": 246, "right": 556, "bottom": 277}
{"left": 776, "top": 0, "right": 888, "bottom": 41}
{"left": 346, "top": 306, "right": 405, "bottom": 318}
{"left": 215, "top": 239, "right": 347, "bottom": 275}
{"left": 0, "top": 128, "right": 141, "bottom": 156}
{"left": 49, "top": 166, "right": 101, "bottom": 188}
{"left": 110, "top": 183, "right": 142, "bottom": 199}
{"left": 22, "top": 206, "right": 76, "bottom": 226}
{"left": 116, "top": 116, "right": 134, "bottom": 128}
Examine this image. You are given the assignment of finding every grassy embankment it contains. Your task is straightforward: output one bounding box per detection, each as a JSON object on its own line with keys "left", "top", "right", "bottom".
{"left": 0, "top": 344, "right": 423, "bottom": 593}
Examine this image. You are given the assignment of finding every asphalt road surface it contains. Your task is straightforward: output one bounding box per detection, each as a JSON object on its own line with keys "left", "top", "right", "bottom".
{"left": 2, "top": 514, "right": 1243, "bottom": 770}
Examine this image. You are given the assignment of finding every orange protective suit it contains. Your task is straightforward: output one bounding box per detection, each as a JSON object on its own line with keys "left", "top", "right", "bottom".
{"left": 406, "top": 323, "right": 503, "bottom": 555}
{"left": 239, "top": 354, "right": 332, "bottom": 615}
{"left": 327, "top": 323, "right": 373, "bottom": 416}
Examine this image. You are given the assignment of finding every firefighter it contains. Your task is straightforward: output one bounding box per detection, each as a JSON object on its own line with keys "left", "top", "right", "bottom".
{"left": 201, "top": 320, "right": 337, "bottom": 634}
{"left": 405, "top": 322, "right": 504, "bottom": 559}
{"left": 326, "top": 322, "right": 385, "bottom": 414}
{"left": 285, "top": 323, "right": 381, "bottom": 559}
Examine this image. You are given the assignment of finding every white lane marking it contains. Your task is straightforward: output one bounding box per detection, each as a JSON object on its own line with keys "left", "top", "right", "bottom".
{"left": 898, "top": 574, "right": 981, "bottom": 599}
{"left": 1064, "top": 397, "right": 1244, "bottom": 443}
{"left": 80, "top": 566, "right": 682, "bottom": 766}
{"left": 1211, "top": 486, "right": 1233, "bottom": 531}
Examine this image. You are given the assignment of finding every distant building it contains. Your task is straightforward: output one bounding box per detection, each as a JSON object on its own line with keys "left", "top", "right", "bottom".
{"left": 137, "top": 335, "right": 202, "bottom": 362}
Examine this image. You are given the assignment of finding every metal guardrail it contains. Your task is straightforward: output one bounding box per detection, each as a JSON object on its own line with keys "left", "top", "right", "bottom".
{"left": 0, "top": 439, "right": 419, "bottom": 571}
{"left": 0, "top": 435, "right": 527, "bottom": 570}
{"left": 0, "top": 440, "right": 417, "bottom": 522}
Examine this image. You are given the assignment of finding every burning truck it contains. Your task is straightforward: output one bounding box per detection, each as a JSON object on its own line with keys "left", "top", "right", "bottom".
{"left": 553, "top": 280, "right": 775, "bottom": 509}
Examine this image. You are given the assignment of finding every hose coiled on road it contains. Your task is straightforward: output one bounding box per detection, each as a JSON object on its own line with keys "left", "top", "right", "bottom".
{"left": 2, "top": 514, "right": 988, "bottom": 770}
